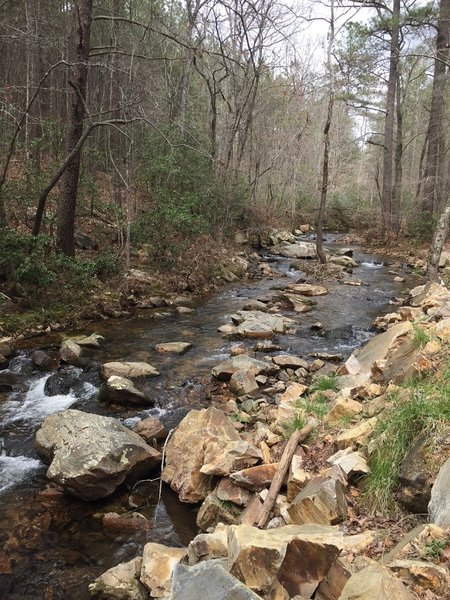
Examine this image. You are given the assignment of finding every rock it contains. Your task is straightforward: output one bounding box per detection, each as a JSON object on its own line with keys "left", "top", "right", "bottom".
{"left": 324, "top": 398, "right": 362, "bottom": 424}
{"left": 60, "top": 339, "right": 82, "bottom": 364}
{"left": 388, "top": 559, "right": 450, "bottom": 595}
{"left": 382, "top": 337, "right": 433, "bottom": 384}
{"left": 335, "top": 248, "right": 353, "bottom": 257}
{"left": 126, "top": 269, "right": 154, "bottom": 284}
{"left": 243, "top": 300, "right": 269, "bottom": 312}
{"left": 235, "top": 232, "right": 249, "bottom": 245}
{"left": 101, "top": 361, "right": 160, "bottom": 379}
{"left": 272, "top": 241, "right": 317, "bottom": 259}
{"left": 0, "top": 337, "right": 14, "bottom": 358}
{"left": 133, "top": 416, "right": 167, "bottom": 443}
{"left": 201, "top": 440, "right": 262, "bottom": 476}
{"left": 274, "top": 383, "right": 309, "bottom": 431}
{"left": 272, "top": 355, "right": 309, "bottom": 370}
{"left": 155, "top": 342, "right": 192, "bottom": 354}
{"left": 188, "top": 528, "right": 229, "bottom": 565}
{"left": 162, "top": 407, "right": 240, "bottom": 503}
{"left": 287, "top": 455, "right": 311, "bottom": 502}
{"left": 140, "top": 543, "right": 186, "bottom": 598}
{"left": 89, "top": 557, "right": 147, "bottom": 600}
{"left": 335, "top": 417, "right": 378, "bottom": 450}
{"left": 35, "top": 409, "right": 161, "bottom": 500}
{"left": 177, "top": 306, "right": 194, "bottom": 315}
{"left": 216, "top": 478, "right": 251, "bottom": 506}
{"left": 212, "top": 354, "right": 277, "bottom": 381}
{"left": 327, "top": 448, "right": 370, "bottom": 479}
{"left": 339, "top": 563, "right": 417, "bottom": 600}
{"left": 228, "top": 523, "right": 343, "bottom": 596}
{"left": 229, "top": 369, "right": 260, "bottom": 396}
{"left": 394, "top": 276, "right": 405, "bottom": 282}
{"left": 102, "top": 512, "right": 151, "bottom": 532}
{"left": 219, "top": 324, "right": 238, "bottom": 335}
{"left": 43, "top": 368, "right": 81, "bottom": 396}
{"left": 280, "top": 293, "right": 314, "bottom": 313}
{"left": 148, "top": 296, "right": 166, "bottom": 307}
{"left": 398, "top": 431, "right": 450, "bottom": 514}
{"left": 287, "top": 475, "right": 347, "bottom": 526}
{"left": 287, "top": 283, "right": 329, "bottom": 296}
{"left": 429, "top": 456, "right": 450, "bottom": 525}
{"left": 231, "top": 310, "right": 289, "bottom": 334}
{"left": 98, "top": 376, "right": 153, "bottom": 407}
{"left": 32, "top": 350, "right": 57, "bottom": 371}
{"left": 197, "top": 493, "right": 240, "bottom": 531}
{"left": 72, "top": 333, "right": 105, "bottom": 348}
{"left": 171, "top": 560, "right": 262, "bottom": 600}
{"left": 315, "top": 558, "right": 352, "bottom": 600}
{"left": 329, "top": 255, "right": 359, "bottom": 267}
{"left": 230, "top": 463, "right": 278, "bottom": 491}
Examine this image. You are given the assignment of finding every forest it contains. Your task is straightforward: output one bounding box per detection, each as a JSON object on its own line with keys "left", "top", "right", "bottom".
{"left": 0, "top": 0, "right": 448, "bottom": 318}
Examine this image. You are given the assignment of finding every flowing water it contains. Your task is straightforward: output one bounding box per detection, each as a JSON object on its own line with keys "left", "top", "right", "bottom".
{"left": 0, "top": 236, "right": 419, "bottom": 599}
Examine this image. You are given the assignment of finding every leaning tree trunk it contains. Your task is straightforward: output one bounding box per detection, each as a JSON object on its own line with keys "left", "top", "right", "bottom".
{"left": 56, "top": 0, "right": 93, "bottom": 256}
{"left": 316, "top": 0, "right": 335, "bottom": 264}
{"left": 421, "top": 0, "right": 450, "bottom": 218}
{"left": 427, "top": 204, "right": 450, "bottom": 281}
{"left": 380, "top": 0, "right": 400, "bottom": 239}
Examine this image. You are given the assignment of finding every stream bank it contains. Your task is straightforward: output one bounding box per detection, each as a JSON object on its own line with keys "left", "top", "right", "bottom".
{"left": 0, "top": 232, "right": 426, "bottom": 599}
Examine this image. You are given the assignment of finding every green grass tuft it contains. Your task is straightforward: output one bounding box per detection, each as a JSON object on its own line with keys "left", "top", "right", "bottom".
{"left": 310, "top": 374, "right": 338, "bottom": 393}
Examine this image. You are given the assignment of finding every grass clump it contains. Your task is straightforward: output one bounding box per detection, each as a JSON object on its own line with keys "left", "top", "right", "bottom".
{"left": 364, "top": 373, "right": 450, "bottom": 513}
{"left": 412, "top": 323, "right": 431, "bottom": 348}
{"left": 310, "top": 374, "right": 338, "bottom": 393}
{"left": 283, "top": 411, "right": 307, "bottom": 438}
{"left": 298, "top": 392, "right": 330, "bottom": 420}
{"left": 424, "top": 538, "right": 447, "bottom": 561}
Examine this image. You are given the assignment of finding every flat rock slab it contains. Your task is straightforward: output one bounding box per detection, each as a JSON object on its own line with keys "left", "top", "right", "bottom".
{"left": 171, "top": 560, "right": 262, "bottom": 600}
{"left": 272, "top": 242, "right": 317, "bottom": 259}
{"left": 35, "top": 409, "right": 161, "bottom": 500}
{"left": 101, "top": 361, "right": 160, "bottom": 379}
{"left": 287, "top": 283, "right": 329, "bottom": 296}
{"left": 212, "top": 354, "right": 277, "bottom": 381}
{"left": 154, "top": 342, "right": 192, "bottom": 354}
{"left": 339, "top": 563, "right": 416, "bottom": 600}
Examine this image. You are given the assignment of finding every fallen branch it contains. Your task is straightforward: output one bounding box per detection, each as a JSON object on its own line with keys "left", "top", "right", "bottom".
{"left": 256, "top": 420, "right": 316, "bottom": 528}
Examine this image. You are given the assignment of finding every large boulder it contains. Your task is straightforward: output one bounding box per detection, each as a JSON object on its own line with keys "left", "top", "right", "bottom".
{"left": 339, "top": 563, "right": 416, "bottom": 600}
{"left": 98, "top": 376, "right": 153, "bottom": 407}
{"left": 227, "top": 524, "right": 343, "bottom": 597}
{"left": 287, "top": 475, "right": 347, "bottom": 526}
{"left": 272, "top": 242, "right": 317, "bottom": 259}
{"left": 35, "top": 409, "right": 161, "bottom": 500}
{"left": 230, "top": 310, "right": 290, "bottom": 335}
{"left": 89, "top": 557, "right": 148, "bottom": 600}
{"left": 60, "top": 339, "right": 82, "bottom": 364}
{"left": 170, "top": 560, "right": 262, "bottom": 600}
{"left": 429, "top": 456, "right": 450, "bottom": 525}
{"left": 162, "top": 407, "right": 241, "bottom": 503}
{"left": 101, "top": 361, "right": 160, "bottom": 379}
{"left": 200, "top": 440, "right": 262, "bottom": 476}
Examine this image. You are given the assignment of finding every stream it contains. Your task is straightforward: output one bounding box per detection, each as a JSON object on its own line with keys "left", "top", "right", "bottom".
{"left": 0, "top": 235, "right": 419, "bottom": 599}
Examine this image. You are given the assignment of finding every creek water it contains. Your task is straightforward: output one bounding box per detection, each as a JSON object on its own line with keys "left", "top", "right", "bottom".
{"left": 0, "top": 236, "right": 419, "bottom": 599}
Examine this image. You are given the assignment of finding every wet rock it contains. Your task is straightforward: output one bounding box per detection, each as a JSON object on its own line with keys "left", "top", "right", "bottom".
{"left": 133, "top": 416, "right": 167, "bottom": 443}
{"left": 155, "top": 341, "right": 192, "bottom": 354}
{"left": 243, "top": 300, "right": 269, "bottom": 312}
{"left": 272, "top": 355, "right": 309, "bottom": 370}
{"left": 200, "top": 440, "right": 262, "bottom": 476}
{"left": 188, "top": 527, "right": 228, "bottom": 565}
{"left": 177, "top": 306, "right": 194, "bottom": 314}
{"left": 197, "top": 493, "right": 240, "bottom": 531}
{"left": 102, "top": 511, "right": 151, "bottom": 532}
{"left": 229, "top": 369, "right": 260, "bottom": 396}
{"left": 287, "top": 475, "right": 347, "bottom": 526}
{"left": 429, "top": 456, "right": 450, "bottom": 525}
{"left": 339, "top": 563, "right": 416, "bottom": 600}
{"left": 89, "top": 557, "right": 148, "bottom": 600}
{"left": 0, "top": 552, "right": 12, "bottom": 575}
{"left": 60, "top": 339, "right": 82, "bottom": 364}
{"left": 36, "top": 409, "right": 161, "bottom": 500}
{"left": 140, "top": 543, "right": 186, "bottom": 598}
{"left": 280, "top": 293, "right": 314, "bottom": 313}
{"left": 335, "top": 417, "right": 378, "bottom": 450}
{"left": 228, "top": 523, "right": 343, "bottom": 596}
{"left": 212, "top": 354, "right": 277, "bottom": 381}
{"left": 162, "top": 407, "right": 240, "bottom": 503}
{"left": 287, "top": 283, "right": 329, "bottom": 296}
{"left": 72, "top": 333, "right": 105, "bottom": 348}
{"left": 98, "top": 376, "right": 153, "bottom": 407}
{"left": 44, "top": 367, "right": 81, "bottom": 396}
{"left": 231, "top": 310, "right": 289, "bottom": 334}
{"left": 101, "top": 361, "right": 160, "bottom": 379}
{"left": 32, "top": 350, "right": 57, "bottom": 371}
{"left": 329, "top": 255, "right": 359, "bottom": 267}
{"left": 171, "top": 560, "right": 262, "bottom": 600}
{"left": 230, "top": 463, "right": 278, "bottom": 491}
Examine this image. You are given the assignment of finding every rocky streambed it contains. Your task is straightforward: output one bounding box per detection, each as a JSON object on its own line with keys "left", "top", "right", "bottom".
{"left": 2, "top": 232, "right": 446, "bottom": 599}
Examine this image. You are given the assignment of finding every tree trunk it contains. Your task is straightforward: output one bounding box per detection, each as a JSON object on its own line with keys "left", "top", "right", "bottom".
{"left": 381, "top": 0, "right": 400, "bottom": 239}
{"left": 391, "top": 75, "right": 403, "bottom": 236}
{"left": 427, "top": 204, "right": 450, "bottom": 281}
{"left": 56, "top": 0, "right": 93, "bottom": 256}
{"left": 421, "top": 0, "right": 450, "bottom": 218}
{"left": 316, "top": 0, "right": 335, "bottom": 265}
